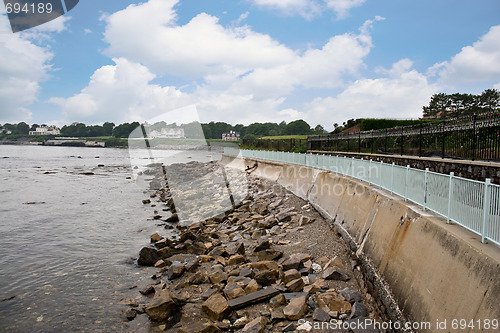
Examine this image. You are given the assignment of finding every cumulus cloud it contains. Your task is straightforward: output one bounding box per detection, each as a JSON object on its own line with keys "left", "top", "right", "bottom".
{"left": 304, "top": 59, "right": 439, "bottom": 128}
{"left": 50, "top": 58, "right": 192, "bottom": 124}
{"left": 0, "top": 14, "right": 69, "bottom": 122}
{"left": 249, "top": 0, "right": 365, "bottom": 19}
{"left": 60, "top": 0, "right": 381, "bottom": 126}
{"left": 437, "top": 25, "right": 500, "bottom": 86}
{"left": 102, "top": 0, "right": 296, "bottom": 78}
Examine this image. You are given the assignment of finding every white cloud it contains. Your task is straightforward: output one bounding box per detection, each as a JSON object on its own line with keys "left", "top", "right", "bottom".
{"left": 324, "top": 0, "right": 366, "bottom": 19}
{"left": 103, "top": 0, "right": 296, "bottom": 78}
{"left": 84, "top": 0, "right": 382, "bottom": 127}
{"left": 51, "top": 58, "right": 192, "bottom": 124}
{"left": 249, "top": 0, "right": 366, "bottom": 19}
{"left": 437, "top": 25, "right": 500, "bottom": 85}
{"left": 0, "top": 15, "right": 70, "bottom": 122}
{"left": 304, "top": 60, "right": 439, "bottom": 128}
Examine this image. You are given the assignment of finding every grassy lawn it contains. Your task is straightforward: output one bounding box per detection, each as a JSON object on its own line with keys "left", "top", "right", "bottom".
{"left": 259, "top": 135, "right": 308, "bottom": 140}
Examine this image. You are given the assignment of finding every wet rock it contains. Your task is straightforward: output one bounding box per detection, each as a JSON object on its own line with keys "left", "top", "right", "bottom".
{"left": 312, "top": 308, "right": 330, "bottom": 322}
{"left": 283, "top": 295, "right": 308, "bottom": 320}
{"left": 241, "top": 316, "right": 267, "bottom": 333}
{"left": 202, "top": 293, "right": 231, "bottom": 321}
{"left": 137, "top": 247, "right": 160, "bottom": 266}
{"left": 123, "top": 309, "right": 137, "bottom": 321}
{"left": 140, "top": 286, "right": 155, "bottom": 296}
{"left": 144, "top": 289, "right": 179, "bottom": 321}
{"left": 166, "top": 262, "right": 186, "bottom": 280}
{"left": 321, "top": 267, "right": 349, "bottom": 281}
{"left": 154, "top": 259, "right": 167, "bottom": 268}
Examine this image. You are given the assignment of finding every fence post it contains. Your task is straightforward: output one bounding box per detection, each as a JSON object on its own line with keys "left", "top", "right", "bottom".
{"left": 441, "top": 119, "right": 446, "bottom": 159}
{"left": 358, "top": 131, "right": 361, "bottom": 153}
{"left": 424, "top": 168, "right": 429, "bottom": 211}
{"left": 371, "top": 130, "right": 374, "bottom": 154}
{"left": 369, "top": 159, "right": 372, "bottom": 182}
{"left": 391, "top": 162, "right": 395, "bottom": 194}
{"left": 447, "top": 172, "right": 454, "bottom": 223}
{"left": 400, "top": 126, "right": 404, "bottom": 156}
{"left": 385, "top": 128, "right": 388, "bottom": 153}
{"left": 419, "top": 122, "right": 423, "bottom": 157}
{"left": 472, "top": 113, "right": 477, "bottom": 161}
{"left": 351, "top": 157, "right": 355, "bottom": 177}
{"left": 405, "top": 165, "right": 409, "bottom": 202}
{"left": 482, "top": 178, "right": 491, "bottom": 244}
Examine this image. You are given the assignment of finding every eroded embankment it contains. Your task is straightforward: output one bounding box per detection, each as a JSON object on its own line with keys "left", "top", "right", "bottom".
{"left": 122, "top": 161, "right": 391, "bottom": 332}
{"left": 221, "top": 154, "right": 500, "bottom": 333}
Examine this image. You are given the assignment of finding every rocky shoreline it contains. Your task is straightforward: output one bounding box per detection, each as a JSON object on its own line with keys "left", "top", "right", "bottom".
{"left": 125, "top": 160, "right": 389, "bottom": 332}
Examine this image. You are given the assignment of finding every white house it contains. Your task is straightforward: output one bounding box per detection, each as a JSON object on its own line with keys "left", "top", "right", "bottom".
{"left": 148, "top": 128, "right": 185, "bottom": 138}
{"left": 222, "top": 131, "right": 240, "bottom": 141}
{"left": 29, "top": 125, "right": 60, "bottom": 136}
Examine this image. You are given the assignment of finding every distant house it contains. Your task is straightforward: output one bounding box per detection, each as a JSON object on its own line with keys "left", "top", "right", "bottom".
{"left": 29, "top": 125, "right": 60, "bottom": 136}
{"left": 222, "top": 131, "right": 240, "bottom": 141}
{"left": 148, "top": 128, "right": 185, "bottom": 138}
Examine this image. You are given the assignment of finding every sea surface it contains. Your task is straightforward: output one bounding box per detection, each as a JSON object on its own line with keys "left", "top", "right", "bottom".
{"left": 0, "top": 145, "right": 221, "bottom": 332}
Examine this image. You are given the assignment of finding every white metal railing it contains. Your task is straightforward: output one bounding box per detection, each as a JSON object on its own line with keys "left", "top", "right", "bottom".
{"left": 224, "top": 148, "right": 500, "bottom": 246}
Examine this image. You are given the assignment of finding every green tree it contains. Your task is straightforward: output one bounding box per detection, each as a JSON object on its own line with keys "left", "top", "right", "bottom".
{"left": 313, "top": 124, "right": 327, "bottom": 134}
{"left": 102, "top": 122, "right": 115, "bottom": 136}
{"left": 282, "top": 120, "right": 312, "bottom": 135}
{"left": 16, "top": 122, "right": 30, "bottom": 134}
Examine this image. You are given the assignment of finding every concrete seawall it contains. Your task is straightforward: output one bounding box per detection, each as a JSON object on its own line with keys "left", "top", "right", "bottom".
{"left": 221, "top": 154, "right": 500, "bottom": 332}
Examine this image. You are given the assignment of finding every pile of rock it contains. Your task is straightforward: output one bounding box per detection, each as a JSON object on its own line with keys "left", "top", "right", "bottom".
{"left": 128, "top": 163, "right": 382, "bottom": 332}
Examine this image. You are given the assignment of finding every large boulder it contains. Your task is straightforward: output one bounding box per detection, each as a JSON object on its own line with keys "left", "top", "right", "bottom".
{"left": 144, "top": 289, "right": 179, "bottom": 321}
{"left": 137, "top": 247, "right": 160, "bottom": 266}
{"left": 283, "top": 295, "right": 308, "bottom": 320}
{"left": 202, "top": 293, "right": 231, "bottom": 321}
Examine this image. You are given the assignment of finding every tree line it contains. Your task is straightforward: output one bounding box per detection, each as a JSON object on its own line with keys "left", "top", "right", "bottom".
{"left": 1, "top": 119, "right": 327, "bottom": 139}
{"left": 422, "top": 89, "right": 500, "bottom": 119}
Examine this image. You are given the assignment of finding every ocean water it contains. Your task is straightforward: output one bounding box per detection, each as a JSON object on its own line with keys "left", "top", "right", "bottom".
{"left": 0, "top": 145, "right": 220, "bottom": 332}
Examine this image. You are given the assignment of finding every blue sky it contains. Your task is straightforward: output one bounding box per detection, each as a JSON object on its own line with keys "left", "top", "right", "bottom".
{"left": 1, "top": 0, "right": 500, "bottom": 130}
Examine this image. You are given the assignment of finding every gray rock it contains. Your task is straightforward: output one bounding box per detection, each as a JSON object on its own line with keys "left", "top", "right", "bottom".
{"left": 312, "top": 308, "right": 330, "bottom": 322}
{"left": 349, "top": 302, "right": 367, "bottom": 319}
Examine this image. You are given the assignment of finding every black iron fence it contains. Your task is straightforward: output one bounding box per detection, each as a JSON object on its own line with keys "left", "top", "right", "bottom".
{"left": 308, "top": 112, "right": 500, "bottom": 161}
{"left": 241, "top": 138, "right": 307, "bottom": 152}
